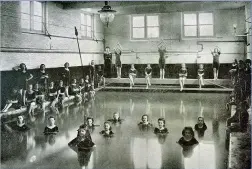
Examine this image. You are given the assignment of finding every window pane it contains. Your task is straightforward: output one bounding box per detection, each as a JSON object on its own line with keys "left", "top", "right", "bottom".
{"left": 34, "top": 1, "right": 42, "bottom": 16}
{"left": 87, "top": 26, "right": 92, "bottom": 37}
{"left": 132, "top": 16, "right": 144, "bottom": 27}
{"left": 21, "top": 1, "right": 30, "bottom": 14}
{"left": 34, "top": 16, "right": 42, "bottom": 31}
{"left": 147, "top": 16, "right": 159, "bottom": 26}
{"left": 199, "top": 25, "right": 213, "bottom": 36}
{"left": 184, "top": 26, "right": 197, "bottom": 36}
{"left": 133, "top": 28, "right": 144, "bottom": 38}
{"left": 81, "top": 25, "right": 87, "bottom": 36}
{"left": 80, "top": 25, "right": 86, "bottom": 31}
{"left": 81, "top": 13, "right": 85, "bottom": 25}
{"left": 81, "top": 14, "right": 87, "bottom": 25}
{"left": 147, "top": 27, "right": 159, "bottom": 38}
{"left": 184, "top": 14, "right": 197, "bottom": 25}
{"left": 199, "top": 13, "right": 213, "bottom": 25}
{"left": 87, "top": 15, "right": 92, "bottom": 26}
{"left": 21, "top": 13, "right": 30, "bottom": 29}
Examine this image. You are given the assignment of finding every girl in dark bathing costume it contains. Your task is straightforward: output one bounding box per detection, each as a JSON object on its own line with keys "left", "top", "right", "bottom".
{"left": 138, "top": 114, "right": 153, "bottom": 132}
{"left": 104, "top": 47, "right": 113, "bottom": 78}
{"left": 48, "top": 81, "right": 58, "bottom": 108}
{"left": 129, "top": 64, "right": 137, "bottom": 89}
{"left": 13, "top": 63, "right": 33, "bottom": 106}
{"left": 69, "top": 124, "right": 96, "bottom": 152}
{"left": 26, "top": 84, "right": 36, "bottom": 120}
{"left": 68, "top": 125, "right": 96, "bottom": 169}
{"left": 69, "top": 78, "right": 82, "bottom": 103}
{"left": 154, "top": 118, "right": 169, "bottom": 134}
{"left": 158, "top": 44, "right": 166, "bottom": 79}
{"left": 100, "top": 121, "right": 114, "bottom": 137}
{"left": 61, "top": 62, "right": 70, "bottom": 97}
{"left": 79, "top": 78, "right": 85, "bottom": 94}
{"left": 194, "top": 117, "right": 207, "bottom": 138}
{"left": 97, "top": 65, "right": 105, "bottom": 88}
{"left": 3, "top": 115, "right": 30, "bottom": 148}
{"left": 83, "top": 75, "right": 92, "bottom": 102}
{"left": 114, "top": 42, "right": 122, "bottom": 79}
{"left": 107, "top": 112, "right": 124, "bottom": 124}
{"left": 37, "top": 64, "right": 49, "bottom": 93}
{"left": 154, "top": 118, "right": 169, "bottom": 144}
{"left": 89, "top": 60, "right": 96, "bottom": 88}
{"left": 179, "top": 63, "right": 187, "bottom": 91}
{"left": 4, "top": 115, "right": 30, "bottom": 133}
{"left": 44, "top": 116, "right": 59, "bottom": 135}
{"left": 177, "top": 127, "right": 199, "bottom": 157}
{"left": 34, "top": 83, "right": 45, "bottom": 111}
{"left": 145, "top": 64, "right": 152, "bottom": 89}
{"left": 229, "top": 59, "right": 238, "bottom": 85}
{"left": 85, "top": 117, "right": 99, "bottom": 133}
{"left": 177, "top": 127, "right": 199, "bottom": 148}
{"left": 57, "top": 80, "right": 66, "bottom": 107}
{"left": 198, "top": 64, "right": 205, "bottom": 90}
{"left": 211, "top": 47, "right": 221, "bottom": 80}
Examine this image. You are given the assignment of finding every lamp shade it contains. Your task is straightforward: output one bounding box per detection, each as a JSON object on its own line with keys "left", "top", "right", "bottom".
{"left": 98, "top": 1, "right": 116, "bottom": 27}
{"left": 99, "top": 12, "right": 115, "bottom": 26}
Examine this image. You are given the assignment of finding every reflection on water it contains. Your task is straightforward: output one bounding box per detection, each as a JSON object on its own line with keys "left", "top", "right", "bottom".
{"left": 1, "top": 92, "right": 229, "bottom": 169}
{"left": 180, "top": 100, "right": 187, "bottom": 126}
{"left": 183, "top": 142, "right": 216, "bottom": 169}
{"left": 77, "top": 150, "right": 94, "bottom": 169}
{"left": 132, "top": 138, "right": 162, "bottom": 169}
{"left": 198, "top": 101, "right": 204, "bottom": 117}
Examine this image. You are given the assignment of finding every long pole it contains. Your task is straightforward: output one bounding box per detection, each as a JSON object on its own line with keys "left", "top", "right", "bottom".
{"left": 75, "top": 27, "right": 85, "bottom": 79}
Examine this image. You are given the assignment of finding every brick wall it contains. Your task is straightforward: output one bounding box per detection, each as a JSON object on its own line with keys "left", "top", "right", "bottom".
{"left": 0, "top": 1, "right": 105, "bottom": 71}
{"left": 104, "top": 7, "right": 247, "bottom": 65}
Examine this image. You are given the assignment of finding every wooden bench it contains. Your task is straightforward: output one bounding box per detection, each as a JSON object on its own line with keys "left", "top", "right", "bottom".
{"left": 0, "top": 96, "right": 76, "bottom": 119}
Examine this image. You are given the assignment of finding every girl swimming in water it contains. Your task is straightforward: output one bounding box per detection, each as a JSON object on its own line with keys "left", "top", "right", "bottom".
{"left": 100, "top": 121, "right": 114, "bottom": 137}
{"left": 154, "top": 118, "right": 169, "bottom": 134}
{"left": 68, "top": 124, "right": 95, "bottom": 152}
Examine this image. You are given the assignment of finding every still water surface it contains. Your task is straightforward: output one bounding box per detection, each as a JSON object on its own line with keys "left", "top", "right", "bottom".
{"left": 1, "top": 92, "right": 229, "bottom": 169}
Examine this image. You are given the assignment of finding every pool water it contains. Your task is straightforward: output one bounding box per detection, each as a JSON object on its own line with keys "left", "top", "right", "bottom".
{"left": 1, "top": 92, "right": 229, "bottom": 169}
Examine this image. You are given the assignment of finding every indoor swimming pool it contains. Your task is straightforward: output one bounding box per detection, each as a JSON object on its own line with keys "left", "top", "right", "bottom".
{"left": 1, "top": 92, "right": 230, "bottom": 169}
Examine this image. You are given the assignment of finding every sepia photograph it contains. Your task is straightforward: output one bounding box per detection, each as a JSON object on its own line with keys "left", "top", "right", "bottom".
{"left": 0, "top": 1, "right": 251, "bottom": 169}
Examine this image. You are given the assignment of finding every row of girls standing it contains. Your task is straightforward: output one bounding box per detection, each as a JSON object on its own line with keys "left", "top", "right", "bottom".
{"left": 103, "top": 43, "right": 123, "bottom": 79}
{"left": 103, "top": 44, "right": 222, "bottom": 83}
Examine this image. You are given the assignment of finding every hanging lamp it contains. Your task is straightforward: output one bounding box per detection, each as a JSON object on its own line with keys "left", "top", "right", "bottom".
{"left": 98, "top": 1, "right": 116, "bottom": 27}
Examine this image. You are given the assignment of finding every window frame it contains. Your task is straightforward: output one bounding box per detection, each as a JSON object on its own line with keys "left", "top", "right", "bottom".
{"left": 80, "top": 12, "right": 94, "bottom": 39}
{"left": 21, "top": 1, "right": 46, "bottom": 34}
{"left": 131, "top": 14, "right": 160, "bottom": 40}
{"left": 182, "top": 11, "right": 215, "bottom": 39}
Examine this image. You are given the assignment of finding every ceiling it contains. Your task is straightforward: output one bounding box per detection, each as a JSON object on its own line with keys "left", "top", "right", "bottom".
{"left": 61, "top": 1, "right": 250, "bottom": 14}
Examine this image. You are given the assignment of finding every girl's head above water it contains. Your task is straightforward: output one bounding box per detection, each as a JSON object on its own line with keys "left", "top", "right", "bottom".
{"left": 48, "top": 116, "right": 56, "bottom": 126}
{"left": 104, "top": 121, "right": 112, "bottom": 131}
{"left": 158, "top": 118, "right": 165, "bottom": 128}
{"left": 17, "top": 115, "right": 25, "bottom": 124}
{"left": 77, "top": 124, "right": 88, "bottom": 137}
{"left": 113, "top": 112, "right": 120, "bottom": 120}
{"left": 197, "top": 117, "right": 204, "bottom": 125}
{"left": 182, "top": 127, "right": 194, "bottom": 139}
{"left": 141, "top": 114, "right": 149, "bottom": 123}
{"left": 86, "top": 117, "right": 94, "bottom": 126}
